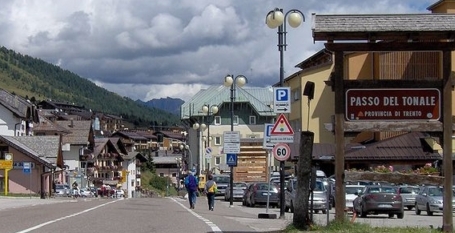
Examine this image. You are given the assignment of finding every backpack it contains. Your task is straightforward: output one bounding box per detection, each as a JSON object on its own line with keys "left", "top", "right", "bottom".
{"left": 208, "top": 183, "right": 217, "bottom": 193}
{"left": 187, "top": 175, "right": 198, "bottom": 192}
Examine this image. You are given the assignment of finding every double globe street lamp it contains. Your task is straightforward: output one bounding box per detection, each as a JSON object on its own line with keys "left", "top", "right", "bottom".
{"left": 223, "top": 74, "right": 247, "bottom": 207}
{"left": 266, "top": 8, "right": 304, "bottom": 219}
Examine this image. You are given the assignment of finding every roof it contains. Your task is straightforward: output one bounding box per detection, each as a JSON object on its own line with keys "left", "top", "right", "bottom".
{"left": 312, "top": 13, "right": 455, "bottom": 41}
{"left": 180, "top": 85, "right": 274, "bottom": 119}
{"left": 311, "top": 132, "right": 441, "bottom": 161}
{"left": 55, "top": 120, "right": 92, "bottom": 145}
{"left": 34, "top": 114, "right": 72, "bottom": 133}
{"left": 0, "top": 89, "right": 38, "bottom": 122}
{"left": 111, "top": 130, "right": 148, "bottom": 141}
{"left": 153, "top": 155, "right": 182, "bottom": 164}
{"left": 154, "top": 131, "right": 185, "bottom": 140}
{"left": 0, "top": 135, "right": 57, "bottom": 168}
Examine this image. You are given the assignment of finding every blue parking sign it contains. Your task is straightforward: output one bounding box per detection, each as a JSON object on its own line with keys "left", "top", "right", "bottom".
{"left": 273, "top": 87, "right": 291, "bottom": 113}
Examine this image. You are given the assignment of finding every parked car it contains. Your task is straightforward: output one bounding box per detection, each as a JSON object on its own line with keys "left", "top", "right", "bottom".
{"left": 54, "top": 184, "right": 70, "bottom": 197}
{"left": 212, "top": 174, "right": 230, "bottom": 196}
{"left": 79, "top": 188, "right": 94, "bottom": 197}
{"left": 353, "top": 185, "right": 404, "bottom": 219}
{"left": 284, "top": 178, "right": 328, "bottom": 214}
{"left": 345, "top": 185, "right": 365, "bottom": 212}
{"left": 414, "top": 185, "right": 450, "bottom": 216}
{"left": 115, "top": 189, "right": 125, "bottom": 198}
{"left": 397, "top": 185, "right": 420, "bottom": 210}
{"left": 243, "top": 182, "right": 280, "bottom": 207}
{"left": 224, "top": 182, "right": 248, "bottom": 201}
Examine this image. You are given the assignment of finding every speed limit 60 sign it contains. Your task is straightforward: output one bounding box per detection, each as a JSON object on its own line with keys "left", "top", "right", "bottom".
{"left": 273, "top": 143, "right": 291, "bottom": 161}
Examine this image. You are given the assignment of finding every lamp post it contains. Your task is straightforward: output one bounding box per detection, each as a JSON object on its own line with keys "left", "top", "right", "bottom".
{"left": 224, "top": 74, "right": 247, "bottom": 207}
{"left": 266, "top": 8, "right": 304, "bottom": 219}
{"left": 201, "top": 104, "right": 219, "bottom": 174}
{"left": 192, "top": 122, "right": 206, "bottom": 175}
{"left": 175, "top": 157, "right": 182, "bottom": 190}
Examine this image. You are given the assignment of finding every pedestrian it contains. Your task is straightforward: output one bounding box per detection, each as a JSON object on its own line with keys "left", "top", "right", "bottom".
{"left": 204, "top": 174, "right": 217, "bottom": 211}
{"left": 184, "top": 171, "right": 199, "bottom": 209}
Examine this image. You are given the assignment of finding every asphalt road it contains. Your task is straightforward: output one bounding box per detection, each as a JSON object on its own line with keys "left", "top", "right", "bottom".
{"left": 0, "top": 196, "right": 450, "bottom": 232}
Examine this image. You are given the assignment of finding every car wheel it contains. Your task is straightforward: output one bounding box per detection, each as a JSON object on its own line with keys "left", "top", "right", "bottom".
{"left": 388, "top": 213, "right": 394, "bottom": 218}
{"left": 407, "top": 206, "right": 413, "bottom": 210}
{"left": 426, "top": 203, "right": 433, "bottom": 216}
{"left": 284, "top": 204, "right": 290, "bottom": 212}
{"left": 290, "top": 201, "right": 294, "bottom": 213}
{"left": 397, "top": 212, "right": 404, "bottom": 219}
{"left": 314, "top": 210, "right": 319, "bottom": 214}
{"left": 415, "top": 202, "right": 421, "bottom": 215}
{"left": 360, "top": 205, "right": 367, "bottom": 218}
{"left": 322, "top": 209, "right": 327, "bottom": 214}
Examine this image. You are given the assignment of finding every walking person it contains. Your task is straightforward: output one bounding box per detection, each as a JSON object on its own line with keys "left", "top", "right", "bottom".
{"left": 184, "top": 171, "right": 199, "bottom": 209}
{"left": 204, "top": 174, "right": 217, "bottom": 211}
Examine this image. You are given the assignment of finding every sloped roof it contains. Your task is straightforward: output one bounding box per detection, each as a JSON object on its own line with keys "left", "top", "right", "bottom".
{"left": 94, "top": 138, "right": 109, "bottom": 156}
{"left": 55, "top": 120, "right": 92, "bottom": 144}
{"left": 311, "top": 132, "right": 441, "bottom": 161}
{"left": 111, "top": 130, "right": 148, "bottom": 140}
{"left": 34, "top": 114, "right": 72, "bottom": 133}
{"left": 0, "top": 136, "right": 56, "bottom": 168}
{"left": 154, "top": 131, "right": 185, "bottom": 140}
{"left": 154, "top": 155, "right": 182, "bottom": 164}
{"left": 0, "top": 89, "right": 38, "bottom": 122}
{"left": 312, "top": 14, "right": 455, "bottom": 41}
{"left": 180, "top": 85, "right": 274, "bottom": 119}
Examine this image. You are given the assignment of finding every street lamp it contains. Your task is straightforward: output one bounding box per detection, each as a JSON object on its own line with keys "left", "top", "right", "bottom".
{"left": 266, "top": 8, "right": 304, "bottom": 219}
{"left": 223, "top": 74, "right": 247, "bottom": 207}
{"left": 201, "top": 104, "right": 219, "bottom": 174}
{"left": 192, "top": 122, "right": 206, "bottom": 175}
{"left": 175, "top": 157, "right": 182, "bottom": 190}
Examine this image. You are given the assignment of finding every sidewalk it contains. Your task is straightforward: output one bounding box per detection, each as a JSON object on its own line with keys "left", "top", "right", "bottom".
{"left": 0, "top": 196, "right": 76, "bottom": 211}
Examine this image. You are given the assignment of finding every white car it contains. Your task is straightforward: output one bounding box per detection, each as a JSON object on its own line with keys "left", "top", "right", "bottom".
{"left": 345, "top": 185, "right": 365, "bottom": 211}
{"left": 115, "top": 189, "right": 125, "bottom": 198}
{"left": 79, "top": 188, "right": 94, "bottom": 197}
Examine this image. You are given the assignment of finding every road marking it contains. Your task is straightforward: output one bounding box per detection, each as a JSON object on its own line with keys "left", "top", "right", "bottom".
{"left": 16, "top": 199, "right": 120, "bottom": 233}
{"left": 171, "top": 198, "right": 222, "bottom": 233}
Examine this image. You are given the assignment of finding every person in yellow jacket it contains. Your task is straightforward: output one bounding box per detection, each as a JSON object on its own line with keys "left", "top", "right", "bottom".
{"left": 204, "top": 174, "right": 217, "bottom": 211}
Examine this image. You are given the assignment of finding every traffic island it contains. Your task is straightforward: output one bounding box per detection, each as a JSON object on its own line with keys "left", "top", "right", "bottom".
{"left": 258, "top": 213, "right": 277, "bottom": 219}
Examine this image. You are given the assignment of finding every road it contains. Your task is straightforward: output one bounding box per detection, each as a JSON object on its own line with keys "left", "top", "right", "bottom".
{"left": 0, "top": 196, "right": 450, "bottom": 233}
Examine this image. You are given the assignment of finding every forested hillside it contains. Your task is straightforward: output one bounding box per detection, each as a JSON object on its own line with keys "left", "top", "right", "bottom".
{"left": 0, "top": 46, "right": 180, "bottom": 127}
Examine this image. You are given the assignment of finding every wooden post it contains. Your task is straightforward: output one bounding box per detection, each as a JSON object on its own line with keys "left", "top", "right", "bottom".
{"left": 334, "top": 51, "right": 346, "bottom": 222}
{"left": 442, "top": 50, "right": 453, "bottom": 233}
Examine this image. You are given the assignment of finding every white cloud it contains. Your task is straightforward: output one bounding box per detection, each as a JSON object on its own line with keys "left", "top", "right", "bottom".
{"left": 0, "top": 0, "right": 436, "bottom": 101}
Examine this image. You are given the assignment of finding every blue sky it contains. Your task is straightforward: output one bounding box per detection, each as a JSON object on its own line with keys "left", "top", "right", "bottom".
{"left": 0, "top": 0, "right": 435, "bottom": 101}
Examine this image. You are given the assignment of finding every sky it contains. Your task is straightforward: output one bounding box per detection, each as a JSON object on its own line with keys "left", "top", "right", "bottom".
{"left": 0, "top": 0, "right": 436, "bottom": 102}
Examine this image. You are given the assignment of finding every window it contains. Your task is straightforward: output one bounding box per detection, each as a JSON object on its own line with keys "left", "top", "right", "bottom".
{"left": 214, "top": 116, "right": 221, "bottom": 125}
{"left": 233, "top": 115, "right": 239, "bottom": 125}
{"left": 214, "top": 136, "right": 221, "bottom": 145}
{"left": 172, "top": 173, "right": 177, "bottom": 177}
{"left": 249, "top": 116, "right": 256, "bottom": 125}
{"left": 215, "top": 157, "right": 221, "bottom": 165}
{"left": 159, "top": 173, "right": 164, "bottom": 177}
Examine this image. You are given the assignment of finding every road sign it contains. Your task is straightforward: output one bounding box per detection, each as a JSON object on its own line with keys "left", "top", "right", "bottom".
{"left": 223, "top": 131, "right": 240, "bottom": 154}
{"left": 271, "top": 114, "right": 294, "bottom": 135}
{"left": 263, "top": 124, "right": 275, "bottom": 149}
{"left": 0, "top": 160, "right": 13, "bottom": 169}
{"left": 205, "top": 147, "right": 212, "bottom": 159}
{"left": 273, "top": 87, "right": 291, "bottom": 113}
{"left": 273, "top": 143, "right": 291, "bottom": 161}
{"left": 346, "top": 88, "right": 440, "bottom": 121}
{"left": 226, "top": 154, "right": 237, "bottom": 167}
{"left": 23, "top": 162, "right": 31, "bottom": 174}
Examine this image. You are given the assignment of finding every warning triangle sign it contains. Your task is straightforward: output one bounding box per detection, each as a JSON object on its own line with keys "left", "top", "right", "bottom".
{"left": 270, "top": 114, "right": 294, "bottom": 135}
{"left": 228, "top": 156, "right": 235, "bottom": 162}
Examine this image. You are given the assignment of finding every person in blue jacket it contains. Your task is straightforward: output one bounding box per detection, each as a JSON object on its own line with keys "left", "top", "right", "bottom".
{"left": 184, "top": 171, "right": 199, "bottom": 209}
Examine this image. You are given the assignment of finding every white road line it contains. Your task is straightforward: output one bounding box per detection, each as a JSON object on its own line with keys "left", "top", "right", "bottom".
{"left": 171, "top": 198, "right": 222, "bottom": 233}
{"left": 15, "top": 199, "right": 120, "bottom": 233}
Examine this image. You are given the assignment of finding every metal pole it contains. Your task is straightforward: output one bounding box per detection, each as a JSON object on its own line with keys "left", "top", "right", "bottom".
{"left": 229, "top": 77, "right": 235, "bottom": 207}
{"left": 278, "top": 13, "right": 286, "bottom": 219}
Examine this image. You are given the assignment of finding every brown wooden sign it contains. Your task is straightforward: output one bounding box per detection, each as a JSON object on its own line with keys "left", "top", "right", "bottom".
{"left": 346, "top": 88, "right": 440, "bottom": 121}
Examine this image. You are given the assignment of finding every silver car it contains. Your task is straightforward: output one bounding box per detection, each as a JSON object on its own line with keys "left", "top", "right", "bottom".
{"left": 397, "top": 185, "right": 420, "bottom": 210}
{"left": 224, "top": 182, "right": 247, "bottom": 201}
{"left": 284, "top": 178, "right": 328, "bottom": 214}
{"left": 415, "top": 186, "right": 454, "bottom": 216}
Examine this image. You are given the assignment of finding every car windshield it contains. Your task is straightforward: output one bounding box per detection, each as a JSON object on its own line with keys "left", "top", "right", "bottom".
{"left": 428, "top": 187, "right": 443, "bottom": 196}
{"left": 346, "top": 186, "right": 363, "bottom": 194}
{"left": 214, "top": 176, "right": 230, "bottom": 183}
{"left": 256, "top": 183, "right": 278, "bottom": 191}
{"left": 291, "top": 180, "right": 326, "bottom": 191}
{"left": 368, "top": 187, "right": 397, "bottom": 194}
{"left": 233, "top": 183, "right": 247, "bottom": 188}
{"left": 399, "top": 187, "right": 420, "bottom": 194}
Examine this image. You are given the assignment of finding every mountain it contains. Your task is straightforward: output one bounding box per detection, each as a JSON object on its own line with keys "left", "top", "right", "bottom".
{"left": 0, "top": 46, "right": 181, "bottom": 127}
{"left": 136, "top": 97, "right": 184, "bottom": 116}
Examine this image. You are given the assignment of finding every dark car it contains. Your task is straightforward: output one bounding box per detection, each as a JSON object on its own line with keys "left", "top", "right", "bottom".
{"left": 353, "top": 185, "right": 404, "bottom": 219}
{"left": 243, "top": 182, "right": 280, "bottom": 207}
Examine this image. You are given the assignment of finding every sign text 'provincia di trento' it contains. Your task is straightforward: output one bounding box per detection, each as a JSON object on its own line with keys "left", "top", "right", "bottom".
{"left": 345, "top": 88, "right": 440, "bottom": 121}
